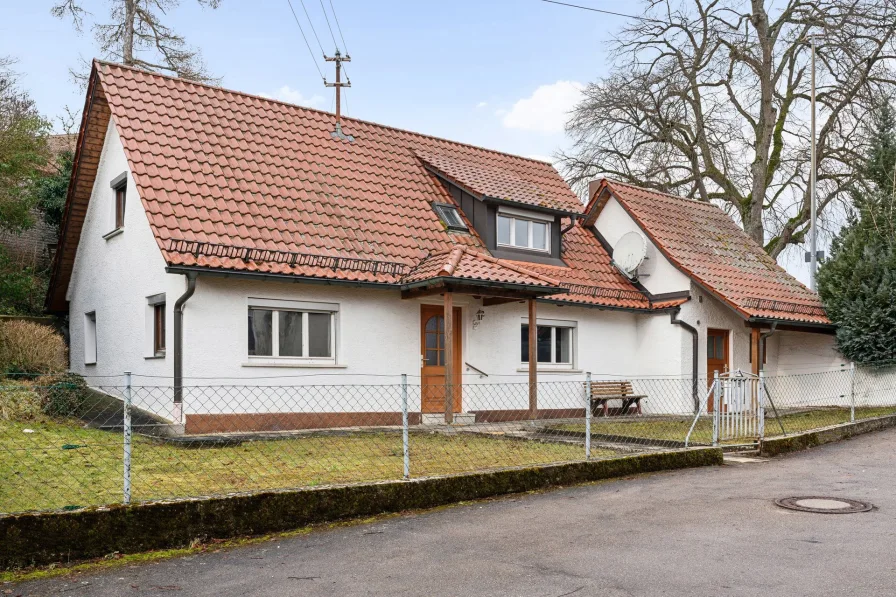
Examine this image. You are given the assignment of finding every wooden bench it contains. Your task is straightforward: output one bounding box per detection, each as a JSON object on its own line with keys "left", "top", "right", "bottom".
{"left": 585, "top": 381, "right": 647, "bottom": 417}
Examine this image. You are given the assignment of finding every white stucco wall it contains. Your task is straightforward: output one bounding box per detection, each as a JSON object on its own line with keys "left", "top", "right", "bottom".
{"left": 66, "top": 120, "right": 184, "bottom": 417}
{"left": 594, "top": 197, "right": 690, "bottom": 296}
{"left": 677, "top": 283, "right": 752, "bottom": 381}
{"left": 176, "top": 276, "right": 679, "bottom": 415}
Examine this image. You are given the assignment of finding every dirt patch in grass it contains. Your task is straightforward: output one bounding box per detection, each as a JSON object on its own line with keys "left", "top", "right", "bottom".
{"left": 547, "top": 407, "right": 896, "bottom": 445}
{"left": 0, "top": 420, "right": 619, "bottom": 514}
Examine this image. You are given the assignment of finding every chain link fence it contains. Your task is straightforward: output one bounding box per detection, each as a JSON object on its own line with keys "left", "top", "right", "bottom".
{"left": 2, "top": 365, "right": 896, "bottom": 515}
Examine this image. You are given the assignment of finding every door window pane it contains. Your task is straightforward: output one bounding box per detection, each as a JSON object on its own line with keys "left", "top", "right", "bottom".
{"left": 514, "top": 218, "right": 529, "bottom": 248}
{"left": 248, "top": 309, "right": 273, "bottom": 356}
{"left": 308, "top": 312, "right": 332, "bottom": 357}
{"left": 425, "top": 315, "right": 445, "bottom": 366}
{"left": 497, "top": 215, "right": 511, "bottom": 245}
{"left": 707, "top": 337, "right": 715, "bottom": 359}
{"left": 532, "top": 221, "right": 547, "bottom": 250}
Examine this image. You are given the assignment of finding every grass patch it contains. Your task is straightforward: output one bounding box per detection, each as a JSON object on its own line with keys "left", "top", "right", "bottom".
{"left": 548, "top": 407, "right": 896, "bottom": 445}
{"left": 0, "top": 420, "right": 617, "bottom": 514}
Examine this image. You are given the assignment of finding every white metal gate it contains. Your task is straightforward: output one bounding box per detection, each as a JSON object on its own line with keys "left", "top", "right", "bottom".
{"left": 686, "top": 370, "right": 766, "bottom": 446}
{"left": 713, "top": 371, "right": 765, "bottom": 444}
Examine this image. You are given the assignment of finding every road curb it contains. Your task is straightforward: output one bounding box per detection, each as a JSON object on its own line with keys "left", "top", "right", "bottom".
{"left": 759, "top": 414, "right": 896, "bottom": 457}
{"left": 0, "top": 447, "right": 721, "bottom": 569}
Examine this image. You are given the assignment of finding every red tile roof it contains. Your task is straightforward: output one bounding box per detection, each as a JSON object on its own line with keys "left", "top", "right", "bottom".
{"left": 402, "top": 245, "right": 563, "bottom": 291}
{"left": 416, "top": 149, "right": 581, "bottom": 214}
{"left": 587, "top": 180, "right": 830, "bottom": 325}
{"left": 48, "top": 62, "right": 824, "bottom": 326}
{"left": 46, "top": 61, "right": 652, "bottom": 311}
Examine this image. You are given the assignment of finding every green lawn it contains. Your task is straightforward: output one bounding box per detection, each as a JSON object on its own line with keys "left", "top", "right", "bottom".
{"left": 549, "top": 406, "right": 896, "bottom": 445}
{"left": 0, "top": 419, "right": 615, "bottom": 514}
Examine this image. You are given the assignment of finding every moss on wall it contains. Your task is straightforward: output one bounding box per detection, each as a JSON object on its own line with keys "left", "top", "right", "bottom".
{"left": 760, "top": 414, "right": 896, "bottom": 457}
{"left": 1, "top": 448, "right": 722, "bottom": 569}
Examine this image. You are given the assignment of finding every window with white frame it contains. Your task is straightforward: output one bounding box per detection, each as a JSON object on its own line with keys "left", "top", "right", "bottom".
{"left": 247, "top": 299, "right": 337, "bottom": 364}
{"left": 84, "top": 312, "right": 97, "bottom": 365}
{"left": 521, "top": 320, "right": 575, "bottom": 367}
{"left": 145, "top": 294, "right": 166, "bottom": 358}
{"left": 497, "top": 212, "right": 550, "bottom": 252}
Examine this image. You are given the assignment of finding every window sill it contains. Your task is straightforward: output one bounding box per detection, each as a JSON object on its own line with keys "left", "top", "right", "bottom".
{"left": 516, "top": 367, "right": 582, "bottom": 375}
{"left": 103, "top": 228, "right": 124, "bottom": 240}
{"left": 242, "top": 361, "right": 347, "bottom": 369}
{"left": 145, "top": 354, "right": 166, "bottom": 360}
{"left": 497, "top": 243, "right": 550, "bottom": 254}
{"left": 85, "top": 362, "right": 97, "bottom": 366}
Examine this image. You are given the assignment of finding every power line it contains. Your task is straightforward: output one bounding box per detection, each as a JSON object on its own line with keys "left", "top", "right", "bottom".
{"left": 319, "top": 0, "right": 340, "bottom": 51}
{"left": 328, "top": 0, "right": 350, "bottom": 55}
{"left": 539, "top": 0, "right": 661, "bottom": 22}
{"left": 285, "top": 0, "right": 324, "bottom": 79}
{"left": 298, "top": 0, "right": 326, "bottom": 55}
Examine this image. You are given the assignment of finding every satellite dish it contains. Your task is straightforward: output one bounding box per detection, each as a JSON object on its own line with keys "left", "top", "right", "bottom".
{"left": 612, "top": 232, "right": 648, "bottom": 280}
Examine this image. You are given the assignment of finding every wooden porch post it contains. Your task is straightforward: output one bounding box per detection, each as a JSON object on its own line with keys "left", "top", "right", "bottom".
{"left": 750, "top": 327, "right": 761, "bottom": 375}
{"left": 528, "top": 298, "right": 537, "bottom": 419}
{"left": 444, "top": 291, "right": 454, "bottom": 424}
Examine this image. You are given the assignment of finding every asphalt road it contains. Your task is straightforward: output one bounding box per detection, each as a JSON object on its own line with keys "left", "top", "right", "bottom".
{"left": 10, "top": 429, "right": 896, "bottom": 597}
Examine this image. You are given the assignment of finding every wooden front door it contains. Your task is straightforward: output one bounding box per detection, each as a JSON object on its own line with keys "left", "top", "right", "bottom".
{"left": 706, "top": 328, "right": 729, "bottom": 411}
{"left": 420, "top": 304, "right": 462, "bottom": 414}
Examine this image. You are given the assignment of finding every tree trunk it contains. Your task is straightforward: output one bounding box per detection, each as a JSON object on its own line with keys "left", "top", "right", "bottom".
{"left": 746, "top": 0, "right": 775, "bottom": 247}
{"left": 123, "top": 0, "right": 136, "bottom": 65}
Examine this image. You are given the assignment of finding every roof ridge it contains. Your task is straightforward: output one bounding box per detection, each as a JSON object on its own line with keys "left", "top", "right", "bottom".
{"left": 441, "top": 245, "right": 467, "bottom": 276}
{"left": 605, "top": 179, "right": 719, "bottom": 209}
{"left": 94, "top": 60, "right": 556, "bottom": 168}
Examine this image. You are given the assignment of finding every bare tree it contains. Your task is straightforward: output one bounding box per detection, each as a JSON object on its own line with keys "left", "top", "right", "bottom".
{"left": 560, "top": 0, "right": 896, "bottom": 258}
{"left": 52, "top": 0, "right": 222, "bottom": 83}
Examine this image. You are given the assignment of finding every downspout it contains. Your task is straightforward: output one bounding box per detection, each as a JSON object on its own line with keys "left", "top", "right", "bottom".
{"left": 759, "top": 322, "right": 778, "bottom": 373}
{"left": 173, "top": 272, "right": 198, "bottom": 404}
{"left": 559, "top": 216, "right": 578, "bottom": 254}
{"left": 670, "top": 307, "right": 699, "bottom": 413}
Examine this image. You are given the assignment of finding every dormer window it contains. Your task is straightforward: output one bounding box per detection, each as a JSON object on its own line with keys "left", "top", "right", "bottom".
{"left": 497, "top": 209, "right": 550, "bottom": 253}
{"left": 433, "top": 203, "right": 468, "bottom": 232}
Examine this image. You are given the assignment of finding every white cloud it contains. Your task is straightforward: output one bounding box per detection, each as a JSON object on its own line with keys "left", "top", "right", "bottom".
{"left": 260, "top": 85, "right": 325, "bottom": 108}
{"left": 526, "top": 154, "right": 556, "bottom": 164}
{"left": 502, "top": 81, "right": 584, "bottom": 133}
{"left": 476, "top": 101, "right": 488, "bottom": 109}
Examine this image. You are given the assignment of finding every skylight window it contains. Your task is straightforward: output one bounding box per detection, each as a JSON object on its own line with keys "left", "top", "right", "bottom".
{"left": 433, "top": 203, "right": 468, "bottom": 232}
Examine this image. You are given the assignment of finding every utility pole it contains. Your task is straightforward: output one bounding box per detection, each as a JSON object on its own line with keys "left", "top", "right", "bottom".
{"left": 809, "top": 36, "right": 818, "bottom": 291}
{"left": 325, "top": 49, "right": 352, "bottom": 141}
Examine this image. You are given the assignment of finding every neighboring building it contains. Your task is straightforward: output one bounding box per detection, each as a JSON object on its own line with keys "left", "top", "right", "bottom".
{"left": 46, "top": 61, "right": 843, "bottom": 429}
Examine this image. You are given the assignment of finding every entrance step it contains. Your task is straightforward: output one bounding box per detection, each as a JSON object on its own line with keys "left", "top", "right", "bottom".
{"left": 723, "top": 453, "right": 768, "bottom": 464}
{"left": 421, "top": 413, "right": 477, "bottom": 426}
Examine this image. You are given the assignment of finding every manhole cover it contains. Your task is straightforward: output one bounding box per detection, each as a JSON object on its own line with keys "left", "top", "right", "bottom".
{"left": 775, "top": 496, "right": 873, "bottom": 514}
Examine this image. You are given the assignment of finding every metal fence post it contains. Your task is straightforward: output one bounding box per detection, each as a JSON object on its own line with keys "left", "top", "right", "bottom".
{"left": 850, "top": 361, "right": 856, "bottom": 422}
{"left": 758, "top": 370, "right": 766, "bottom": 440}
{"left": 712, "top": 370, "right": 720, "bottom": 447}
{"left": 123, "top": 371, "right": 132, "bottom": 505}
{"left": 401, "top": 374, "right": 409, "bottom": 480}
{"left": 584, "top": 372, "right": 592, "bottom": 461}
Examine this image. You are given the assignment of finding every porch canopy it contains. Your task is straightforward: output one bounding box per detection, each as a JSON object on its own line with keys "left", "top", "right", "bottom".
{"left": 400, "top": 246, "right": 568, "bottom": 423}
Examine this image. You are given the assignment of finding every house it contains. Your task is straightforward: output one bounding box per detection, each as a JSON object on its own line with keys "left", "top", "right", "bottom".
{"left": 46, "top": 61, "right": 844, "bottom": 430}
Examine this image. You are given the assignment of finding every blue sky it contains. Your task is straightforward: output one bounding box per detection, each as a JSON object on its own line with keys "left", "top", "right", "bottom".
{"left": 3, "top": 0, "right": 625, "bottom": 161}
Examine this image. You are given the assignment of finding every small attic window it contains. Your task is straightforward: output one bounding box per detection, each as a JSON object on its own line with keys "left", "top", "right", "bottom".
{"left": 433, "top": 203, "right": 468, "bottom": 232}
